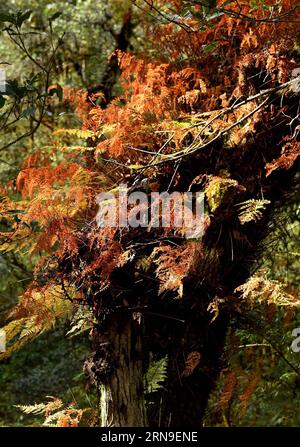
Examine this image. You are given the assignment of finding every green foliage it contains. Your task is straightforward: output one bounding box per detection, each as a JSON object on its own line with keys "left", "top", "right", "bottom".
{"left": 145, "top": 356, "right": 168, "bottom": 394}
{"left": 0, "top": 325, "right": 96, "bottom": 427}
{"left": 0, "top": 0, "right": 135, "bottom": 184}
{"left": 0, "top": 9, "right": 31, "bottom": 27}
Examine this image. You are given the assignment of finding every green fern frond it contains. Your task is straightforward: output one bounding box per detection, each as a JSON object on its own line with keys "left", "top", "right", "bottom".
{"left": 145, "top": 355, "right": 168, "bottom": 394}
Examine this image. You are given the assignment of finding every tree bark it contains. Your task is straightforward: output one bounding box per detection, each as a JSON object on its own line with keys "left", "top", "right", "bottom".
{"left": 88, "top": 313, "right": 147, "bottom": 427}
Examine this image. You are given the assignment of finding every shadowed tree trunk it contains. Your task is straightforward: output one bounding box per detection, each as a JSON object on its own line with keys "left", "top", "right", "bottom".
{"left": 88, "top": 9, "right": 134, "bottom": 103}
{"left": 86, "top": 312, "right": 147, "bottom": 427}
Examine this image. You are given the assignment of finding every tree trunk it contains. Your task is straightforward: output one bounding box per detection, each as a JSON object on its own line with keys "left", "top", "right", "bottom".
{"left": 88, "top": 313, "right": 147, "bottom": 427}
{"left": 144, "top": 295, "right": 229, "bottom": 427}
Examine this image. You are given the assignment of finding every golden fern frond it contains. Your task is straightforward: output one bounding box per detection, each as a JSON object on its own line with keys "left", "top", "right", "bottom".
{"left": 237, "top": 199, "right": 270, "bottom": 224}
{"left": 205, "top": 177, "right": 241, "bottom": 212}
{"left": 0, "top": 318, "right": 40, "bottom": 359}
{"left": 15, "top": 403, "right": 48, "bottom": 415}
{"left": 15, "top": 397, "right": 63, "bottom": 417}
{"left": 59, "top": 145, "right": 95, "bottom": 152}
{"left": 15, "top": 397, "right": 86, "bottom": 427}
{"left": 235, "top": 273, "right": 300, "bottom": 308}
{"left": 53, "top": 128, "right": 97, "bottom": 139}
{"left": 0, "top": 284, "right": 75, "bottom": 360}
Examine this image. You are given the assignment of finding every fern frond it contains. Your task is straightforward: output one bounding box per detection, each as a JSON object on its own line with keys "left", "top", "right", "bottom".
{"left": 237, "top": 199, "right": 270, "bottom": 224}
{"left": 205, "top": 177, "right": 241, "bottom": 212}
{"left": 15, "top": 403, "right": 48, "bottom": 415}
{"left": 0, "top": 284, "right": 75, "bottom": 360}
{"left": 54, "top": 128, "right": 97, "bottom": 140}
{"left": 235, "top": 273, "right": 300, "bottom": 308}
{"left": 145, "top": 355, "right": 168, "bottom": 394}
{"left": 16, "top": 397, "right": 86, "bottom": 427}
{"left": 66, "top": 306, "right": 94, "bottom": 338}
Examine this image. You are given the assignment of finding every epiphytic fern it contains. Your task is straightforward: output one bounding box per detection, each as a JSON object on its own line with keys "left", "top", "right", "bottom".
{"left": 0, "top": 284, "right": 75, "bottom": 360}
{"left": 54, "top": 128, "right": 97, "bottom": 140}
{"left": 237, "top": 199, "right": 270, "bottom": 224}
{"left": 145, "top": 355, "right": 168, "bottom": 394}
{"left": 235, "top": 273, "right": 300, "bottom": 308}
{"left": 66, "top": 306, "right": 94, "bottom": 338}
